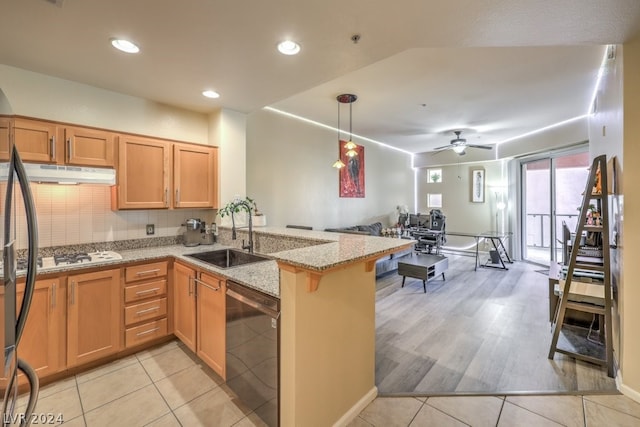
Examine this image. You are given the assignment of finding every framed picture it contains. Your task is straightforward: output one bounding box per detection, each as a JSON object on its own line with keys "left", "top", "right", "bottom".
{"left": 339, "top": 140, "right": 365, "bottom": 198}
{"left": 470, "top": 168, "right": 485, "bottom": 203}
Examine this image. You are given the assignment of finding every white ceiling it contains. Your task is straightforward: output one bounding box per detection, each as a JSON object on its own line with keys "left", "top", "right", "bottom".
{"left": 1, "top": 0, "right": 639, "bottom": 154}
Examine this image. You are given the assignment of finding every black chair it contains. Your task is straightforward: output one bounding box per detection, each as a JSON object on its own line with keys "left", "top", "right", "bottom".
{"left": 421, "top": 210, "right": 446, "bottom": 253}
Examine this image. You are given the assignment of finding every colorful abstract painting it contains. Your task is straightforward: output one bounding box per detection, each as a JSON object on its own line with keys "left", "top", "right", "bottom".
{"left": 339, "top": 140, "right": 365, "bottom": 198}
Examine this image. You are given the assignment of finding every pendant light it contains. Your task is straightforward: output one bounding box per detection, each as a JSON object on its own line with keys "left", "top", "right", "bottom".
{"left": 333, "top": 94, "right": 358, "bottom": 168}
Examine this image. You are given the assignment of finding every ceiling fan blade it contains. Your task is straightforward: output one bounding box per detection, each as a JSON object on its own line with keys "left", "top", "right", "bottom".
{"left": 466, "top": 144, "right": 493, "bottom": 150}
{"left": 433, "top": 145, "right": 453, "bottom": 151}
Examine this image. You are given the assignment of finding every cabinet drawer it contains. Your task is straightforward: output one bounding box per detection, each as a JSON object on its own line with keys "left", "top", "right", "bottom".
{"left": 125, "top": 318, "right": 168, "bottom": 348}
{"left": 125, "top": 297, "right": 167, "bottom": 326}
{"left": 124, "top": 279, "right": 167, "bottom": 303}
{"left": 125, "top": 261, "right": 168, "bottom": 283}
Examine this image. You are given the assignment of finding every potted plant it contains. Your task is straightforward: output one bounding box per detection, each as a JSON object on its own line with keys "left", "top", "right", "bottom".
{"left": 218, "top": 196, "right": 256, "bottom": 218}
{"left": 430, "top": 172, "right": 441, "bottom": 183}
{"left": 218, "top": 196, "right": 266, "bottom": 227}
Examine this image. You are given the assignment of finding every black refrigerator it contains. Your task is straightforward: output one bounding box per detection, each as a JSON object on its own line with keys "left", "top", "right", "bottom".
{"left": 2, "top": 145, "right": 39, "bottom": 427}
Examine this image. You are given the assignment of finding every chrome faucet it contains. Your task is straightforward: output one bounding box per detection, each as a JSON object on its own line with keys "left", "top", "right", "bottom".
{"left": 230, "top": 199, "right": 254, "bottom": 253}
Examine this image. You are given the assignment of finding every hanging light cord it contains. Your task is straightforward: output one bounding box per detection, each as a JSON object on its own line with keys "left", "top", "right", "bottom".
{"left": 349, "top": 101, "right": 353, "bottom": 141}
{"left": 337, "top": 101, "right": 341, "bottom": 141}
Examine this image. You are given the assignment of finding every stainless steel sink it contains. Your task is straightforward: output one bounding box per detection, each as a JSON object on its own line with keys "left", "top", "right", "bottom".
{"left": 185, "top": 249, "right": 271, "bottom": 269}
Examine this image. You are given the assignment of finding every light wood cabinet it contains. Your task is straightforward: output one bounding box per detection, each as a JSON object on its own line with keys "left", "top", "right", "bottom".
{"left": 173, "top": 262, "right": 197, "bottom": 351}
{"left": 196, "top": 271, "right": 226, "bottom": 378}
{"left": 123, "top": 261, "right": 170, "bottom": 348}
{"left": 173, "top": 143, "right": 218, "bottom": 208}
{"left": 0, "top": 278, "right": 65, "bottom": 386}
{"left": 116, "top": 135, "right": 171, "bottom": 209}
{"left": 67, "top": 269, "right": 121, "bottom": 367}
{"left": 12, "top": 117, "right": 58, "bottom": 163}
{"left": 0, "top": 117, "right": 10, "bottom": 161}
{"left": 62, "top": 126, "right": 116, "bottom": 167}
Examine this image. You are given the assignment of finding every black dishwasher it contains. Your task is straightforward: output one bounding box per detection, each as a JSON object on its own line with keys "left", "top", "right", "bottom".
{"left": 226, "top": 281, "right": 280, "bottom": 426}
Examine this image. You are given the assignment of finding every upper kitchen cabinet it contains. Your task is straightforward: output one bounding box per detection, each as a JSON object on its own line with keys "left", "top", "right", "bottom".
{"left": 0, "top": 118, "right": 10, "bottom": 161}
{"left": 7, "top": 117, "right": 116, "bottom": 167}
{"left": 173, "top": 143, "right": 218, "bottom": 209}
{"left": 116, "top": 135, "right": 171, "bottom": 209}
{"left": 62, "top": 126, "right": 116, "bottom": 167}
{"left": 12, "top": 117, "right": 58, "bottom": 163}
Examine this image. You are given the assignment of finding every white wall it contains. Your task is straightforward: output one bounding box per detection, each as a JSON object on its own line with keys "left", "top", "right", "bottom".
{"left": 210, "top": 108, "right": 247, "bottom": 207}
{"left": 620, "top": 39, "right": 640, "bottom": 401}
{"left": 0, "top": 64, "right": 209, "bottom": 143}
{"left": 417, "top": 161, "right": 507, "bottom": 248}
{"left": 246, "top": 108, "right": 414, "bottom": 229}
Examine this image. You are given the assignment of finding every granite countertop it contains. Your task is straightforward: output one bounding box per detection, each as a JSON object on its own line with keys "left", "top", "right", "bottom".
{"left": 9, "top": 227, "right": 414, "bottom": 299}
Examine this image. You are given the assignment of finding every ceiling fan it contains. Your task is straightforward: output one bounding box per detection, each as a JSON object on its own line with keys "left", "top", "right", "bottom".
{"left": 433, "top": 131, "right": 493, "bottom": 155}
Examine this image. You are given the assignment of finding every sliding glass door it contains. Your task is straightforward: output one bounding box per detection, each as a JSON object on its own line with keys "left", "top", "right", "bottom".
{"left": 521, "top": 148, "right": 589, "bottom": 265}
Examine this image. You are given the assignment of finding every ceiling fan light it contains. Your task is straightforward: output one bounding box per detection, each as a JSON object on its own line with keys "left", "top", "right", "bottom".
{"left": 332, "top": 159, "right": 346, "bottom": 169}
{"left": 452, "top": 146, "right": 466, "bottom": 154}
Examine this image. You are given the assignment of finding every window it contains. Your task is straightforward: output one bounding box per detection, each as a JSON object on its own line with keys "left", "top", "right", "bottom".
{"left": 427, "top": 168, "right": 442, "bottom": 183}
{"left": 427, "top": 193, "right": 442, "bottom": 208}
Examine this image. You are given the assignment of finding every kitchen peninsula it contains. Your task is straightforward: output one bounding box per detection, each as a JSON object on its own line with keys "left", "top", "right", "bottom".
{"left": 3, "top": 226, "right": 413, "bottom": 426}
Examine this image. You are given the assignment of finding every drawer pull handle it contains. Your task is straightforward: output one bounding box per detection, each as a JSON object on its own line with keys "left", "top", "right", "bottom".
{"left": 135, "top": 269, "right": 160, "bottom": 276}
{"left": 135, "top": 287, "right": 160, "bottom": 296}
{"left": 136, "top": 306, "right": 160, "bottom": 315}
{"left": 136, "top": 327, "right": 160, "bottom": 337}
{"left": 193, "top": 277, "right": 221, "bottom": 292}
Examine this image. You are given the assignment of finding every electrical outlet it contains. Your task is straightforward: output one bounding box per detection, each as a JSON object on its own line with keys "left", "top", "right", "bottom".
{"left": 146, "top": 224, "right": 155, "bottom": 235}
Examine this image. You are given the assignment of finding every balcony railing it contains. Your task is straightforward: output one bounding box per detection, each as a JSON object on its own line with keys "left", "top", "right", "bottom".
{"left": 526, "top": 213, "right": 578, "bottom": 249}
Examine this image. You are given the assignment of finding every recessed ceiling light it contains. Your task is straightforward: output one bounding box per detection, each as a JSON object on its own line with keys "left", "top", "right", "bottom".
{"left": 277, "top": 40, "right": 300, "bottom": 55}
{"left": 202, "top": 90, "right": 220, "bottom": 99}
{"left": 110, "top": 38, "right": 140, "bottom": 54}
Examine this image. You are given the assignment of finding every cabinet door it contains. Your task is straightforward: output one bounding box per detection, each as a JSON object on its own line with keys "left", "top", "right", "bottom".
{"left": 0, "top": 278, "right": 64, "bottom": 386}
{"left": 0, "top": 118, "right": 10, "bottom": 161}
{"left": 173, "top": 143, "right": 218, "bottom": 208}
{"left": 64, "top": 126, "right": 116, "bottom": 167}
{"left": 196, "top": 272, "right": 226, "bottom": 379}
{"left": 67, "top": 269, "right": 121, "bottom": 367}
{"left": 117, "top": 136, "right": 170, "bottom": 209}
{"left": 173, "top": 262, "right": 196, "bottom": 351}
{"left": 13, "top": 118, "right": 57, "bottom": 163}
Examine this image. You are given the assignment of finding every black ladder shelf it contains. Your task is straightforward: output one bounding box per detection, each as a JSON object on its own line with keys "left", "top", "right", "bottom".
{"left": 548, "top": 155, "right": 614, "bottom": 377}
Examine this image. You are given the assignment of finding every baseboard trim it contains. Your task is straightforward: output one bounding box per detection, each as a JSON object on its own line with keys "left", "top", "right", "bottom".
{"left": 333, "top": 386, "right": 378, "bottom": 427}
{"left": 617, "top": 372, "right": 640, "bottom": 403}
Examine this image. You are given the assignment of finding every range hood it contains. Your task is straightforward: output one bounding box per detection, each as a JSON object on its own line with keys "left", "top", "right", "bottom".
{"left": 0, "top": 162, "right": 116, "bottom": 184}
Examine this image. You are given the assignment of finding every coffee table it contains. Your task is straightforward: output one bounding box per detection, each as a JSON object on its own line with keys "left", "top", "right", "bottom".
{"left": 397, "top": 254, "right": 448, "bottom": 293}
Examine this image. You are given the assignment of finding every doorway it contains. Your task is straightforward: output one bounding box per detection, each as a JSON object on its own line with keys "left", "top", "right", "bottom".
{"left": 521, "top": 148, "right": 589, "bottom": 265}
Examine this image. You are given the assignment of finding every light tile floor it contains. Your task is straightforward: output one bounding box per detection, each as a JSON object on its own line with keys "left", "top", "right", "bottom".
{"left": 10, "top": 340, "right": 640, "bottom": 426}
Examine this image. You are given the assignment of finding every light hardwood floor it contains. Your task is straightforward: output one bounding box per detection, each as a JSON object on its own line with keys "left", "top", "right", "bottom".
{"left": 375, "top": 253, "right": 618, "bottom": 395}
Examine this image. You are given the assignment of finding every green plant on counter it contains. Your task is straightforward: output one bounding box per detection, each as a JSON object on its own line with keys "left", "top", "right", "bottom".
{"left": 218, "top": 196, "right": 257, "bottom": 218}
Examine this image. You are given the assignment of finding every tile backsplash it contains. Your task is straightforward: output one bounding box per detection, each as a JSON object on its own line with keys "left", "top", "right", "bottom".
{"left": 1, "top": 183, "right": 216, "bottom": 250}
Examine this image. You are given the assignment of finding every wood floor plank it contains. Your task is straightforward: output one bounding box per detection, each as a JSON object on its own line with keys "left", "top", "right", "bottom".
{"left": 375, "top": 255, "right": 617, "bottom": 395}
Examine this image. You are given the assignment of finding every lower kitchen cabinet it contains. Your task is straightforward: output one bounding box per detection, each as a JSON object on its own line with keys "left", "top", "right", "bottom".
{"left": 123, "top": 261, "right": 170, "bottom": 348}
{"left": 196, "top": 272, "right": 226, "bottom": 379}
{"left": 173, "top": 262, "right": 226, "bottom": 378}
{"left": 0, "top": 278, "right": 65, "bottom": 386}
{"left": 173, "top": 262, "right": 197, "bottom": 351}
{"left": 67, "top": 269, "right": 121, "bottom": 367}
